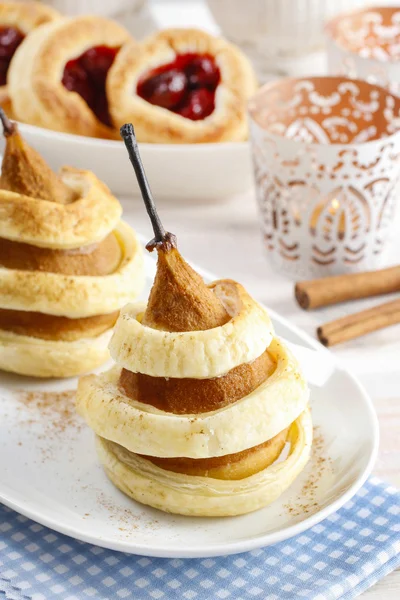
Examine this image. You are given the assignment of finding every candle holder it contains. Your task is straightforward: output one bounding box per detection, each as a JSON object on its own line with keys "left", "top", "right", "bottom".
{"left": 325, "top": 6, "right": 400, "bottom": 95}
{"left": 249, "top": 76, "right": 400, "bottom": 279}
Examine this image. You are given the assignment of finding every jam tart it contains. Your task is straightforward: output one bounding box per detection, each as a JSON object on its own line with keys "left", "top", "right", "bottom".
{"left": 8, "top": 15, "right": 132, "bottom": 139}
{"left": 107, "top": 28, "right": 258, "bottom": 143}
{"left": 0, "top": 1, "right": 60, "bottom": 112}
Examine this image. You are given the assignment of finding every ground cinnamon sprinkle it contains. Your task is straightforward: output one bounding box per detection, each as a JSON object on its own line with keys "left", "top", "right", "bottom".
{"left": 13, "top": 389, "right": 82, "bottom": 462}
{"left": 14, "top": 389, "right": 79, "bottom": 434}
{"left": 10, "top": 390, "right": 162, "bottom": 532}
{"left": 284, "top": 426, "right": 333, "bottom": 517}
{"left": 79, "top": 484, "right": 161, "bottom": 534}
{"left": 97, "top": 489, "right": 161, "bottom": 532}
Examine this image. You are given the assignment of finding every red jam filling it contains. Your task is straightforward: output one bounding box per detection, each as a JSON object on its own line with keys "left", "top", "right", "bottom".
{"left": 62, "top": 46, "right": 119, "bottom": 127}
{"left": 137, "top": 53, "right": 220, "bottom": 121}
{"left": 0, "top": 27, "right": 24, "bottom": 86}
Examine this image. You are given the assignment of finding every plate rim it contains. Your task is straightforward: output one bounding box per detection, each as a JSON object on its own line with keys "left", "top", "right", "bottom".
{"left": 0, "top": 256, "right": 379, "bottom": 558}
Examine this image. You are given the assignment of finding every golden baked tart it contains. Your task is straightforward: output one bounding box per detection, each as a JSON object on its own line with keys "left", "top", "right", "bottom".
{"left": 76, "top": 125, "right": 312, "bottom": 517}
{"left": 0, "top": 112, "right": 144, "bottom": 377}
{"left": 0, "top": 1, "right": 60, "bottom": 112}
{"left": 107, "top": 28, "right": 258, "bottom": 143}
{"left": 8, "top": 15, "right": 132, "bottom": 139}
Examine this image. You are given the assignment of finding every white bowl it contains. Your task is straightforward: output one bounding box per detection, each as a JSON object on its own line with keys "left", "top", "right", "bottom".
{"left": 8, "top": 123, "right": 253, "bottom": 202}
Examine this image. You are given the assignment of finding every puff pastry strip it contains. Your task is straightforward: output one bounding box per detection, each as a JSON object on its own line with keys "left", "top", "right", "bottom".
{"left": 0, "top": 221, "right": 144, "bottom": 318}
{"left": 96, "top": 409, "right": 312, "bottom": 517}
{"left": 0, "top": 328, "right": 112, "bottom": 378}
{"left": 0, "top": 168, "right": 122, "bottom": 249}
{"left": 109, "top": 281, "right": 274, "bottom": 379}
{"left": 76, "top": 338, "right": 309, "bottom": 458}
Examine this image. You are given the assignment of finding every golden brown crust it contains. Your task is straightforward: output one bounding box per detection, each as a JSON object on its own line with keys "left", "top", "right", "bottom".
{"left": 120, "top": 349, "right": 276, "bottom": 414}
{"left": 0, "top": 232, "right": 121, "bottom": 276}
{"left": 0, "top": 2, "right": 60, "bottom": 32}
{"left": 0, "top": 221, "right": 144, "bottom": 319}
{"left": 8, "top": 16, "right": 133, "bottom": 139}
{"left": 142, "top": 427, "right": 288, "bottom": 479}
{"left": 0, "top": 1, "right": 60, "bottom": 106}
{"left": 0, "top": 167, "right": 122, "bottom": 249}
{"left": 107, "top": 28, "right": 258, "bottom": 143}
{"left": 0, "top": 309, "right": 119, "bottom": 341}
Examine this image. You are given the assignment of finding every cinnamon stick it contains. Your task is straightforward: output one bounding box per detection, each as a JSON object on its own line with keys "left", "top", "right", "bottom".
{"left": 295, "top": 266, "right": 400, "bottom": 310}
{"left": 317, "top": 297, "right": 400, "bottom": 346}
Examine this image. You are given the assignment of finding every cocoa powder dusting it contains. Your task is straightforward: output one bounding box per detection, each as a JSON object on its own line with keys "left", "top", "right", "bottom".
{"left": 284, "top": 426, "right": 333, "bottom": 517}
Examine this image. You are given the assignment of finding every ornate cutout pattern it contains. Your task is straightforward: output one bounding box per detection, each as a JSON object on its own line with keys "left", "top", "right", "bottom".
{"left": 326, "top": 7, "right": 400, "bottom": 95}
{"left": 249, "top": 77, "right": 400, "bottom": 278}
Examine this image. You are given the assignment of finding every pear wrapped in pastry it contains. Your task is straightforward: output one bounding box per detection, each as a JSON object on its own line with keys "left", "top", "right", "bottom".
{"left": 0, "top": 110, "right": 144, "bottom": 377}
{"left": 77, "top": 125, "right": 312, "bottom": 516}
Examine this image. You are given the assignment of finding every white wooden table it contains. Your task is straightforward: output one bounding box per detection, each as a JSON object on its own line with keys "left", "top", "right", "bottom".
{"left": 121, "top": 189, "right": 400, "bottom": 599}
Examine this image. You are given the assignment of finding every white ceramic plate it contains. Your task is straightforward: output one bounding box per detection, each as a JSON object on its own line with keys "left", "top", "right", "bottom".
{"left": 0, "top": 252, "right": 379, "bottom": 558}
{"left": 0, "top": 123, "right": 253, "bottom": 202}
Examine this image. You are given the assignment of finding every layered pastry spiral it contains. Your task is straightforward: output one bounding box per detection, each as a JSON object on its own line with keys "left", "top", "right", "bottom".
{"left": 0, "top": 118, "right": 144, "bottom": 377}
{"left": 77, "top": 235, "right": 311, "bottom": 517}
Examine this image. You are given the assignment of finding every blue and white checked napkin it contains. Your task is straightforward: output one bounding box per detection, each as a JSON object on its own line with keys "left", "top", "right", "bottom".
{"left": 1, "top": 477, "right": 399, "bottom": 600}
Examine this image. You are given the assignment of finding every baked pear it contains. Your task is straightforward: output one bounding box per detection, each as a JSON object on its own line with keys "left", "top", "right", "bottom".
{"left": 0, "top": 110, "right": 75, "bottom": 203}
{"left": 142, "top": 233, "right": 229, "bottom": 332}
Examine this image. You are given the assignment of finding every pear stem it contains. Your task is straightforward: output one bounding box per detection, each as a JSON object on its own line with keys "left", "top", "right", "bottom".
{"left": 120, "top": 123, "right": 175, "bottom": 251}
{"left": 0, "top": 107, "right": 16, "bottom": 137}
